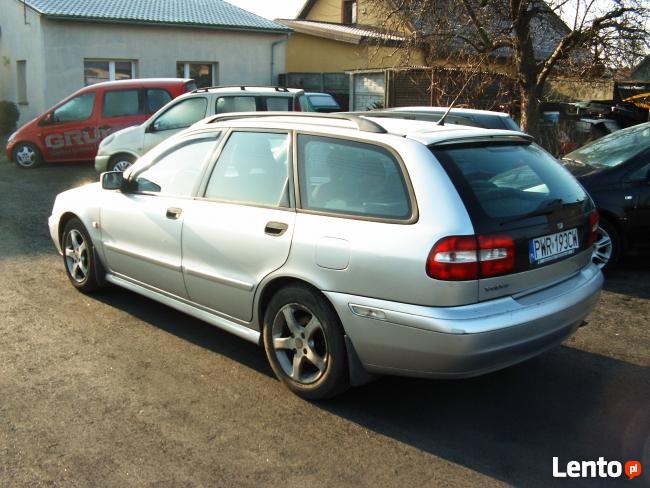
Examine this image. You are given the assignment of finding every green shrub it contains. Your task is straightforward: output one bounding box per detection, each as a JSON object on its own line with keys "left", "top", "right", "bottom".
{"left": 0, "top": 101, "right": 20, "bottom": 134}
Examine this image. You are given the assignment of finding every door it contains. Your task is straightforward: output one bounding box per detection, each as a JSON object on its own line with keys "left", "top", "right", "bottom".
{"left": 142, "top": 96, "right": 208, "bottom": 153}
{"left": 181, "top": 131, "right": 295, "bottom": 322}
{"left": 99, "top": 88, "right": 146, "bottom": 140}
{"left": 41, "top": 91, "right": 99, "bottom": 161}
{"left": 625, "top": 158, "right": 650, "bottom": 247}
{"left": 100, "top": 134, "right": 221, "bottom": 297}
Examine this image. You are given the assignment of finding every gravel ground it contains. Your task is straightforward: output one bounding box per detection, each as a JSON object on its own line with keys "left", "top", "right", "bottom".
{"left": 0, "top": 154, "right": 648, "bottom": 487}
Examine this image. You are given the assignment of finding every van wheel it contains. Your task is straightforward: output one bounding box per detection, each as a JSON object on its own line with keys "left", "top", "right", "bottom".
{"left": 13, "top": 142, "right": 42, "bottom": 169}
{"left": 592, "top": 218, "right": 620, "bottom": 271}
{"left": 62, "top": 218, "right": 103, "bottom": 293}
{"left": 108, "top": 154, "right": 135, "bottom": 172}
{"left": 263, "top": 285, "right": 349, "bottom": 400}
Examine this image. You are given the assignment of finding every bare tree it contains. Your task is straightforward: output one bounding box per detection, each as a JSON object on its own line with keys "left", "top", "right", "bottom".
{"left": 366, "top": 0, "right": 649, "bottom": 138}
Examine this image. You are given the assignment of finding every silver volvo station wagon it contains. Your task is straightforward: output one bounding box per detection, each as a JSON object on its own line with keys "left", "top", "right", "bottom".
{"left": 49, "top": 112, "right": 604, "bottom": 399}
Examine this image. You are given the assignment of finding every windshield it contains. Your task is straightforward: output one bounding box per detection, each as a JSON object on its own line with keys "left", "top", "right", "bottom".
{"left": 564, "top": 122, "right": 650, "bottom": 168}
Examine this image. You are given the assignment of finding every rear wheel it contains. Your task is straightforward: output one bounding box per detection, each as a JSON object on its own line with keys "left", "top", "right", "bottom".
{"left": 62, "top": 218, "right": 103, "bottom": 293}
{"left": 13, "top": 142, "right": 42, "bottom": 169}
{"left": 108, "top": 154, "right": 135, "bottom": 172}
{"left": 263, "top": 285, "right": 349, "bottom": 400}
{"left": 592, "top": 218, "right": 620, "bottom": 271}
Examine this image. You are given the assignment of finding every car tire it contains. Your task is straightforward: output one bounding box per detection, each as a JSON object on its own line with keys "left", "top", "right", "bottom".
{"left": 12, "top": 142, "right": 43, "bottom": 169}
{"left": 62, "top": 218, "right": 103, "bottom": 293}
{"left": 263, "top": 285, "right": 350, "bottom": 400}
{"left": 108, "top": 154, "right": 135, "bottom": 172}
{"left": 592, "top": 218, "right": 620, "bottom": 271}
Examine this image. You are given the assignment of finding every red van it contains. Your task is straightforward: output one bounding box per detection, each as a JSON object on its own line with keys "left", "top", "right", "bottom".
{"left": 6, "top": 78, "right": 196, "bottom": 168}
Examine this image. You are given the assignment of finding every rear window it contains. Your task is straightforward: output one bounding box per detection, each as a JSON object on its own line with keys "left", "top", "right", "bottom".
{"left": 216, "top": 96, "right": 256, "bottom": 113}
{"left": 146, "top": 88, "right": 172, "bottom": 113}
{"left": 432, "top": 142, "right": 589, "bottom": 228}
{"left": 103, "top": 89, "right": 140, "bottom": 117}
{"left": 265, "top": 97, "right": 292, "bottom": 111}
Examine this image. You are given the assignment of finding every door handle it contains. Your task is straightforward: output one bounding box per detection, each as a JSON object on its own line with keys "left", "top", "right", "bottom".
{"left": 166, "top": 207, "right": 182, "bottom": 219}
{"left": 265, "top": 221, "right": 288, "bottom": 236}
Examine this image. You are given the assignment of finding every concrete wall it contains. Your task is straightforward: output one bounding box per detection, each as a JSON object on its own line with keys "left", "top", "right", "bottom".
{"left": 0, "top": 1, "right": 47, "bottom": 126}
{"left": 41, "top": 20, "right": 287, "bottom": 111}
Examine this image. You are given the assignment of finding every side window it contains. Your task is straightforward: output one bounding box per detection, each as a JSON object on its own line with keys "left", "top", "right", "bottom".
{"left": 215, "top": 96, "right": 257, "bottom": 114}
{"left": 134, "top": 137, "right": 219, "bottom": 196}
{"left": 52, "top": 93, "right": 96, "bottom": 123}
{"left": 146, "top": 88, "right": 172, "bottom": 113}
{"left": 265, "top": 97, "right": 292, "bottom": 111}
{"left": 152, "top": 97, "right": 207, "bottom": 131}
{"left": 626, "top": 161, "right": 650, "bottom": 181}
{"left": 204, "top": 131, "right": 290, "bottom": 207}
{"left": 298, "top": 134, "right": 411, "bottom": 219}
{"left": 102, "top": 89, "right": 140, "bottom": 118}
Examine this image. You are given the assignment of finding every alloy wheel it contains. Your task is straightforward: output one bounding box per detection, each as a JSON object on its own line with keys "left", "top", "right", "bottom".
{"left": 592, "top": 225, "right": 612, "bottom": 269}
{"left": 64, "top": 229, "right": 89, "bottom": 283}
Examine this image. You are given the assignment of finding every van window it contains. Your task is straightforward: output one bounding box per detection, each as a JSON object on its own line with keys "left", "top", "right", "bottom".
{"left": 146, "top": 89, "right": 172, "bottom": 113}
{"left": 216, "top": 96, "right": 256, "bottom": 113}
{"left": 52, "top": 93, "right": 96, "bottom": 123}
{"left": 298, "top": 134, "right": 411, "bottom": 219}
{"left": 266, "top": 97, "right": 292, "bottom": 111}
{"left": 103, "top": 89, "right": 140, "bottom": 117}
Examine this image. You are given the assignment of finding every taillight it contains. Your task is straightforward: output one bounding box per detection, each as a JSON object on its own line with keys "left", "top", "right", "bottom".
{"left": 587, "top": 210, "right": 599, "bottom": 247}
{"left": 427, "top": 234, "right": 515, "bottom": 281}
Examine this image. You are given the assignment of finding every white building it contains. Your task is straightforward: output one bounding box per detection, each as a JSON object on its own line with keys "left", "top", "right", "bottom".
{"left": 0, "top": 0, "right": 290, "bottom": 125}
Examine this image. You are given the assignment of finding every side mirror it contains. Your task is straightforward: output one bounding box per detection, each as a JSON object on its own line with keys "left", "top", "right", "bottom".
{"left": 101, "top": 171, "right": 127, "bottom": 191}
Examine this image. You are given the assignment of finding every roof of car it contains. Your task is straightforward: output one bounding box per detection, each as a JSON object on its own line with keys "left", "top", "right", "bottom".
{"left": 193, "top": 112, "right": 531, "bottom": 146}
{"left": 386, "top": 107, "right": 512, "bottom": 117}
{"left": 79, "top": 78, "right": 193, "bottom": 91}
{"left": 190, "top": 86, "right": 304, "bottom": 95}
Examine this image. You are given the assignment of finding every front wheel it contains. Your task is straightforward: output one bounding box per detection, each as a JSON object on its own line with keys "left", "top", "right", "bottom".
{"left": 592, "top": 219, "right": 620, "bottom": 271}
{"left": 62, "top": 218, "right": 103, "bottom": 293}
{"left": 108, "top": 154, "right": 135, "bottom": 172}
{"left": 263, "top": 285, "right": 349, "bottom": 400}
{"left": 13, "top": 142, "right": 43, "bottom": 169}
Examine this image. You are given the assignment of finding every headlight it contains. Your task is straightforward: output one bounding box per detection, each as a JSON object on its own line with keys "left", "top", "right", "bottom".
{"left": 99, "top": 134, "right": 115, "bottom": 148}
{"left": 7, "top": 131, "right": 17, "bottom": 144}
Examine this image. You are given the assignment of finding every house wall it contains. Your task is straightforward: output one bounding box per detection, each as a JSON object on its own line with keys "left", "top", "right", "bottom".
{"left": 285, "top": 32, "right": 422, "bottom": 72}
{"left": 0, "top": 1, "right": 48, "bottom": 126}
{"left": 41, "top": 20, "right": 287, "bottom": 112}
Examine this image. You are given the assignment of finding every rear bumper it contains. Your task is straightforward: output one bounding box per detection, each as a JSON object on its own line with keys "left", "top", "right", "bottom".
{"left": 325, "top": 263, "right": 603, "bottom": 378}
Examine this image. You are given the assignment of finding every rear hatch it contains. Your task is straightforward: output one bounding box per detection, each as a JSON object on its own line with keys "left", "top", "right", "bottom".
{"left": 430, "top": 139, "right": 597, "bottom": 301}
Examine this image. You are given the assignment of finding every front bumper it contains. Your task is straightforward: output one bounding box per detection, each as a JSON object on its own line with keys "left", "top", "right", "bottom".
{"left": 94, "top": 154, "right": 110, "bottom": 173}
{"left": 48, "top": 214, "right": 62, "bottom": 254}
{"left": 325, "top": 263, "right": 603, "bottom": 378}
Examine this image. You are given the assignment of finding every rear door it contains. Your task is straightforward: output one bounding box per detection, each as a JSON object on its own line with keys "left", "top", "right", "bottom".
{"left": 432, "top": 141, "right": 595, "bottom": 301}
{"left": 181, "top": 130, "right": 295, "bottom": 322}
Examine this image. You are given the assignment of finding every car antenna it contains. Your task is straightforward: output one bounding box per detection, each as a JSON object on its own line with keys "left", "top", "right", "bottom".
{"left": 438, "top": 54, "right": 488, "bottom": 126}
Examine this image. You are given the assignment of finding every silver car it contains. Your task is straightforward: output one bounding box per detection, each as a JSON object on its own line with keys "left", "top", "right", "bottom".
{"left": 49, "top": 113, "right": 603, "bottom": 399}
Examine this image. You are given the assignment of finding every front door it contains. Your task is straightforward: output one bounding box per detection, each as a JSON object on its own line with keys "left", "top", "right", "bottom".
{"left": 100, "top": 134, "right": 221, "bottom": 297}
{"left": 41, "top": 91, "right": 99, "bottom": 161}
{"left": 181, "top": 130, "right": 295, "bottom": 322}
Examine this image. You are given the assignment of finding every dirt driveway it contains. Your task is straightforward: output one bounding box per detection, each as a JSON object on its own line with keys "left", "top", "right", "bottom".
{"left": 0, "top": 157, "right": 648, "bottom": 487}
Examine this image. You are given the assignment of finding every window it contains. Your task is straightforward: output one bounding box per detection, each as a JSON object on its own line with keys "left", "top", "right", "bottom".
{"left": 298, "top": 135, "right": 411, "bottom": 219}
{"left": 205, "top": 132, "right": 290, "bottom": 207}
{"left": 52, "top": 93, "right": 96, "bottom": 123}
{"left": 84, "top": 60, "right": 135, "bottom": 86}
{"left": 265, "top": 97, "right": 293, "bottom": 111}
{"left": 146, "top": 89, "right": 172, "bottom": 113}
{"left": 626, "top": 161, "right": 650, "bottom": 181}
{"left": 135, "top": 137, "right": 220, "bottom": 196}
{"left": 102, "top": 89, "right": 140, "bottom": 117}
{"left": 176, "top": 62, "right": 217, "bottom": 88}
{"left": 342, "top": 0, "right": 357, "bottom": 24}
{"left": 216, "top": 96, "right": 256, "bottom": 114}
{"left": 151, "top": 97, "right": 208, "bottom": 132}
{"left": 17, "top": 61, "right": 27, "bottom": 105}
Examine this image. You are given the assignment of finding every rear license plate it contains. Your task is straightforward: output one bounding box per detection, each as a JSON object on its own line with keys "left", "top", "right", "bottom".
{"left": 529, "top": 228, "right": 579, "bottom": 264}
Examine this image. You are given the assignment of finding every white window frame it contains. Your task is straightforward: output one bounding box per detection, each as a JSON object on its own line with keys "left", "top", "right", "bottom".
{"left": 177, "top": 62, "right": 218, "bottom": 86}
{"left": 84, "top": 59, "right": 136, "bottom": 86}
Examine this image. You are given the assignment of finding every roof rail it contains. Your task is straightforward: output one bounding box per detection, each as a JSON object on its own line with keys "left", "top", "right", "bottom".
{"left": 191, "top": 85, "right": 296, "bottom": 94}
{"left": 203, "top": 112, "right": 388, "bottom": 133}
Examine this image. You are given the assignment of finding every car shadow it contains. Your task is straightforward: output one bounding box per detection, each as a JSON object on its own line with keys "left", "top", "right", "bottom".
{"left": 90, "top": 287, "right": 649, "bottom": 488}
{"left": 603, "top": 255, "right": 650, "bottom": 300}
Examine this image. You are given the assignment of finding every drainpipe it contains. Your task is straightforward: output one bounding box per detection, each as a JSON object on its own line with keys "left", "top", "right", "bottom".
{"left": 270, "top": 33, "right": 290, "bottom": 85}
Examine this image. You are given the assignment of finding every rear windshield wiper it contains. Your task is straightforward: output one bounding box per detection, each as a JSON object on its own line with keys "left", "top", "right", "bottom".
{"left": 499, "top": 198, "right": 580, "bottom": 226}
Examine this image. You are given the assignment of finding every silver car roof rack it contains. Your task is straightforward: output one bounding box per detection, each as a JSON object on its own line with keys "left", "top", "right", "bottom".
{"left": 204, "top": 112, "right": 388, "bottom": 134}
{"left": 192, "top": 85, "right": 295, "bottom": 93}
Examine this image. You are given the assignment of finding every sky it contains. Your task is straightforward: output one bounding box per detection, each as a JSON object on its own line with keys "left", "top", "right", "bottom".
{"left": 225, "top": 0, "right": 305, "bottom": 20}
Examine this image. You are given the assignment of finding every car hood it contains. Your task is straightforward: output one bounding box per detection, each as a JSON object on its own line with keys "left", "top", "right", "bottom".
{"left": 561, "top": 159, "right": 601, "bottom": 178}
